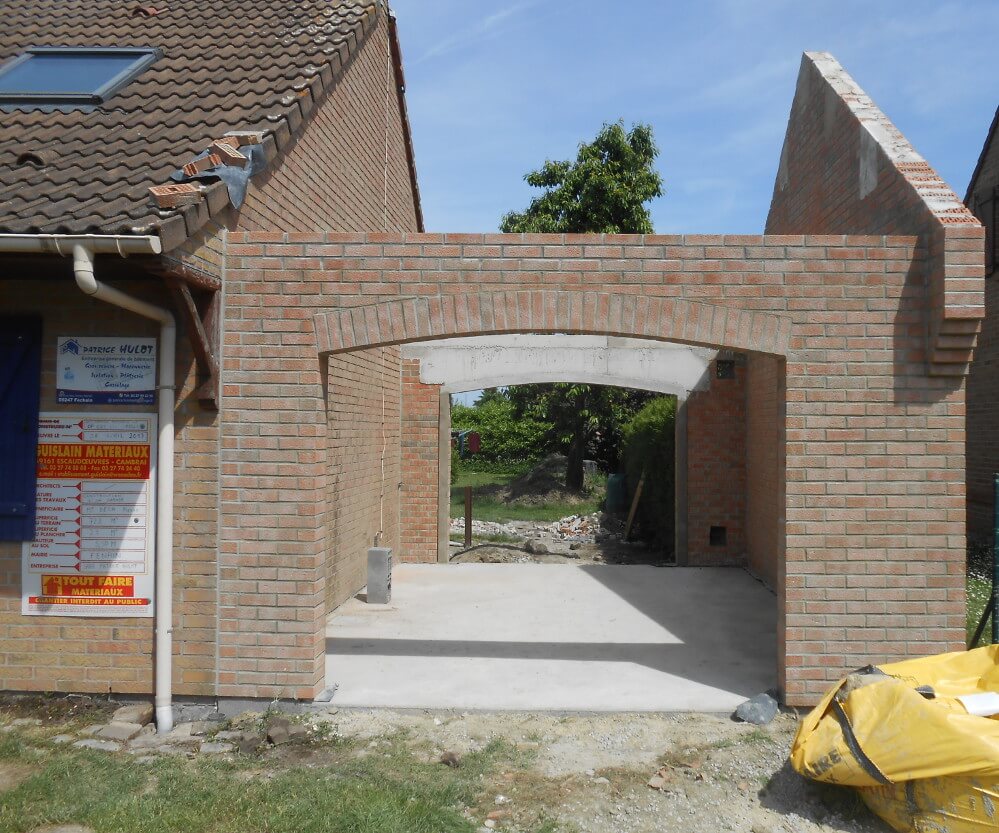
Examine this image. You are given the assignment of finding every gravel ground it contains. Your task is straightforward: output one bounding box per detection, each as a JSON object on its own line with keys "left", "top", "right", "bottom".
{"left": 318, "top": 709, "right": 894, "bottom": 833}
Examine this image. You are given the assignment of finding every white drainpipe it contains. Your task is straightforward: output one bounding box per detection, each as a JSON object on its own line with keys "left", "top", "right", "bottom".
{"left": 0, "top": 234, "right": 175, "bottom": 734}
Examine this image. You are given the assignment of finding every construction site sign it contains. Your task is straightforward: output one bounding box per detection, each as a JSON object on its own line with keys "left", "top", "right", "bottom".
{"left": 56, "top": 336, "right": 156, "bottom": 405}
{"left": 22, "top": 413, "right": 156, "bottom": 617}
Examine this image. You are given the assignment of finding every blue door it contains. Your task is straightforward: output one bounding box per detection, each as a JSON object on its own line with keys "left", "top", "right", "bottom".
{"left": 0, "top": 316, "right": 42, "bottom": 540}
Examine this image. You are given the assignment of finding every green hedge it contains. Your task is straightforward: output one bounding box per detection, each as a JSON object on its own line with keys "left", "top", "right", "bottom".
{"left": 620, "top": 396, "right": 676, "bottom": 551}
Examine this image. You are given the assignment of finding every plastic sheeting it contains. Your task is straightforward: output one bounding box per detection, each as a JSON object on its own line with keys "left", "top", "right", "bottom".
{"left": 790, "top": 645, "right": 999, "bottom": 832}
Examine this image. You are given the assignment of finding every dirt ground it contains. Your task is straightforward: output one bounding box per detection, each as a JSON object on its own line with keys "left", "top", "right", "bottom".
{"left": 450, "top": 536, "right": 666, "bottom": 566}
{"left": 0, "top": 694, "right": 894, "bottom": 833}
{"left": 319, "top": 708, "right": 892, "bottom": 833}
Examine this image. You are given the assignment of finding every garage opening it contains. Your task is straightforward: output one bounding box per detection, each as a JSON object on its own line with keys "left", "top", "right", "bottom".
{"left": 322, "top": 329, "right": 785, "bottom": 711}
{"left": 447, "top": 381, "right": 676, "bottom": 568}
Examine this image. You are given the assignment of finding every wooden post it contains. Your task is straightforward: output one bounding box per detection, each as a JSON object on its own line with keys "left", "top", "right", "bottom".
{"left": 464, "top": 485, "right": 472, "bottom": 548}
{"left": 624, "top": 472, "right": 645, "bottom": 541}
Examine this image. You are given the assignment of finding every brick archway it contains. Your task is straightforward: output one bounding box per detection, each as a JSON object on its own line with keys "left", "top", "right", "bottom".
{"left": 313, "top": 290, "right": 792, "bottom": 356}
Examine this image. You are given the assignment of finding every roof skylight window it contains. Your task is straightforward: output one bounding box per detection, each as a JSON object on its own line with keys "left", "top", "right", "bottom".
{"left": 0, "top": 47, "right": 160, "bottom": 107}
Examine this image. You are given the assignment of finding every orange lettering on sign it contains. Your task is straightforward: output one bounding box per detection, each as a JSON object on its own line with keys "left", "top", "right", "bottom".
{"left": 36, "top": 444, "right": 150, "bottom": 480}
{"left": 41, "top": 575, "right": 135, "bottom": 598}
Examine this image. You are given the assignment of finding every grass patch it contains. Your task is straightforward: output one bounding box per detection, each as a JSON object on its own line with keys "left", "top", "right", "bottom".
{"left": 0, "top": 729, "right": 543, "bottom": 833}
{"left": 967, "top": 573, "right": 991, "bottom": 645}
{"left": 450, "top": 468, "right": 603, "bottom": 524}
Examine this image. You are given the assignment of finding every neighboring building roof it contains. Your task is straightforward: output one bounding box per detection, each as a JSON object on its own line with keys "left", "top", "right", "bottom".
{"left": 965, "top": 105, "right": 999, "bottom": 204}
{"left": 0, "top": 0, "right": 421, "bottom": 245}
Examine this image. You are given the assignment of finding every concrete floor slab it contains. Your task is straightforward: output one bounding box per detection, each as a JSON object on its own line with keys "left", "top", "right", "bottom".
{"left": 325, "top": 564, "right": 777, "bottom": 712}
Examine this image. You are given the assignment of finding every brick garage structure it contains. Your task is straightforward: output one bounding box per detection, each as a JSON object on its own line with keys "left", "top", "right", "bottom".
{"left": 0, "top": 34, "right": 984, "bottom": 710}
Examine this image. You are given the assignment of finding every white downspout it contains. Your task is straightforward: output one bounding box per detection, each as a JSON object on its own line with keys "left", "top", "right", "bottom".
{"left": 72, "top": 245, "right": 176, "bottom": 734}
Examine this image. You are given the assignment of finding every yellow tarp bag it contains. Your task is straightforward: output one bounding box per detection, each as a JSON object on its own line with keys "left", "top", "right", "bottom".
{"left": 790, "top": 645, "right": 999, "bottom": 832}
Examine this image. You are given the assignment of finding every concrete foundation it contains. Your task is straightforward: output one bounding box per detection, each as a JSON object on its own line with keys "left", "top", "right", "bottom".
{"left": 325, "top": 563, "right": 777, "bottom": 712}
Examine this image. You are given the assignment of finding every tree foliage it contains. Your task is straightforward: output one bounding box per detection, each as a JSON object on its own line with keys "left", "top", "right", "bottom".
{"left": 500, "top": 121, "right": 663, "bottom": 234}
{"left": 451, "top": 393, "right": 550, "bottom": 468}
{"left": 499, "top": 121, "right": 665, "bottom": 489}
{"left": 507, "top": 384, "right": 651, "bottom": 491}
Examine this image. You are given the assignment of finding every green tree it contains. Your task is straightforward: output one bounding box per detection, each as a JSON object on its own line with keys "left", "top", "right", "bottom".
{"left": 508, "top": 383, "right": 650, "bottom": 491}
{"left": 500, "top": 121, "right": 664, "bottom": 490}
{"left": 500, "top": 121, "right": 663, "bottom": 234}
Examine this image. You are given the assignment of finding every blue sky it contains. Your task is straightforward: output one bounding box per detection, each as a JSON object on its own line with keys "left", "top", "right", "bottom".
{"left": 391, "top": 0, "right": 999, "bottom": 234}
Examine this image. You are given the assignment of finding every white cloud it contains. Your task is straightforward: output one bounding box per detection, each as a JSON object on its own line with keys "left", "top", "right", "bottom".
{"left": 413, "top": 2, "right": 538, "bottom": 64}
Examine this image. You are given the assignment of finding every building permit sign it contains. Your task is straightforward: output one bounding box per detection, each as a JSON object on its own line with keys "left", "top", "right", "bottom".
{"left": 22, "top": 413, "right": 156, "bottom": 617}
{"left": 56, "top": 336, "right": 156, "bottom": 405}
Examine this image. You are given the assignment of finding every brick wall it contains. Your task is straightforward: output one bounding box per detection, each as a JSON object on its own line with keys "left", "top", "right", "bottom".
{"left": 746, "top": 353, "right": 783, "bottom": 589}
{"left": 685, "top": 360, "right": 746, "bottom": 566}
{"left": 326, "top": 347, "right": 402, "bottom": 612}
{"left": 400, "top": 361, "right": 441, "bottom": 563}
{"left": 198, "top": 10, "right": 421, "bottom": 699}
{"left": 289, "top": 231, "right": 970, "bottom": 704}
{"left": 0, "top": 273, "right": 212, "bottom": 695}
{"left": 234, "top": 14, "right": 419, "bottom": 235}
{"left": 965, "top": 118, "right": 999, "bottom": 543}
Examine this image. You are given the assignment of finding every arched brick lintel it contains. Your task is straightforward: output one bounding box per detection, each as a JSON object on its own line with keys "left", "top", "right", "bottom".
{"left": 314, "top": 290, "right": 792, "bottom": 356}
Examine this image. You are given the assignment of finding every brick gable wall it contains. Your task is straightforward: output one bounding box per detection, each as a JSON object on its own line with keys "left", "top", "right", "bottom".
{"left": 767, "top": 52, "right": 983, "bottom": 381}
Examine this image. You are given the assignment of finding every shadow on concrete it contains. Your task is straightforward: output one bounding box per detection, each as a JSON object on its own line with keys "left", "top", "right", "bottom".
{"left": 326, "top": 565, "right": 777, "bottom": 702}
{"left": 326, "top": 635, "right": 771, "bottom": 700}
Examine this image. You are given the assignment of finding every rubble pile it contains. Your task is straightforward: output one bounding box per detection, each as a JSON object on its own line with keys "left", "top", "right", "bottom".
{"left": 547, "top": 513, "right": 601, "bottom": 543}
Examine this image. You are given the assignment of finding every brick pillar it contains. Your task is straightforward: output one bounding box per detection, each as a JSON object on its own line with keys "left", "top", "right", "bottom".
{"left": 400, "top": 359, "right": 442, "bottom": 562}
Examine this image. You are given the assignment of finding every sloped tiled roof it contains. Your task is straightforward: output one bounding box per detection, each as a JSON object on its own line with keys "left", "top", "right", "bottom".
{"left": 0, "top": 0, "right": 383, "bottom": 242}
{"left": 965, "top": 105, "right": 999, "bottom": 205}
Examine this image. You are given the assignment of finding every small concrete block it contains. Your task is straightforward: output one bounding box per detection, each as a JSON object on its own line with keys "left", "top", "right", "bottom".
{"left": 98, "top": 722, "right": 143, "bottom": 742}
{"left": 73, "top": 738, "right": 121, "bottom": 752}
{"left": 112, "top": 702, "right": 154, "bottom": 726}
{"left": 213, "top": 730, "right": 242, "bottom": 741}
{"left": 128, "top": 734, "right": 167, "bottom": 750}
{"left": 314, "top": 686, "right": 337, "bottom": 703}
{"left": 78, "top": 725, "right": 105, "bottom": 737}
{"left": 367, "top": 547, "right": 392, "bottom": 604}
{"left": 525, "top": 540, "right": 549, "bottom": 555}
{"left": 189, "top": 721, "right": 214, "bottom": 736}
{"left": 51, "top": 734, "right": 74, "bottom": 745}
{"left": 199, "top": 742, "right": 233, "bottom": 755}
{"left": 734, "top": 692, "right": 779, "bottom": 725}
